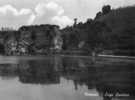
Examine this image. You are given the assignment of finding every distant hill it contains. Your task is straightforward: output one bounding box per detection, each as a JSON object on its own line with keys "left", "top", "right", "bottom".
{"left": 96, "top": 6, "right": 135, "bottom": 55}
{"left": 62, "top": 5, "right": 135, "bottom": 56}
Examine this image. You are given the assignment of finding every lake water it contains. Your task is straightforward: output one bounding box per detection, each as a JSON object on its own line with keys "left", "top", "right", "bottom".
{"left": 0, "top": 56, "right": 135, "bottom": 100}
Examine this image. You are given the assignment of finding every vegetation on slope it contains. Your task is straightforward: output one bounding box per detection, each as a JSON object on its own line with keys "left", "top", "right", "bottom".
{"left": 0, "top": 5, "right": 135, "bottom": 56}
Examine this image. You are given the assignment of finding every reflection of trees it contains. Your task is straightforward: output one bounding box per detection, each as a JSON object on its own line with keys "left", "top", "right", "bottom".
{"left": 0, "top": 64, "right": 18, "bottom": 79}
{"left": 0, "top": 56, "right": 135, "bottom": 100}
{"left": 59, "top": 57, "right": 135, "bottom": 100}
{"left": 18, "top": 60, "right": 60, "bottom": 84}
{"left": 61, "top": 57, "right": 97, "bottom": 90}
{"left": 95, "top": 63, "right": 135, "bottom": 100}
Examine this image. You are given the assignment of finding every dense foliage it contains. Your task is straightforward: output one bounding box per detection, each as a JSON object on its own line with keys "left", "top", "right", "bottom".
{"left": 62, "top": 5, "right": 135, "bottom": 56}
{"left": 0, "top": 5, "right": 135, "bottom": 56}
{"left": 96, "top": 6, "right": 135, "bottom": 55}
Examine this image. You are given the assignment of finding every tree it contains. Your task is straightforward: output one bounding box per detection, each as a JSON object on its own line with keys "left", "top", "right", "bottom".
{"left": 95, "top": 12, "right": 102, "bottom": 19}
{"left": 73, "top": 18, "right": 78, "bottom": 27}
{"left": 102, "top": 5, "right": 111, "bottom": 15}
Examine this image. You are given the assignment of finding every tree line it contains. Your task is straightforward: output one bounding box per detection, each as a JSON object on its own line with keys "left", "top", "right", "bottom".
{"left": 62, "top": 5, "right": 135, "bottom": 56}
{"left": 0, "top": 5, "right": 135, "bottom": 56}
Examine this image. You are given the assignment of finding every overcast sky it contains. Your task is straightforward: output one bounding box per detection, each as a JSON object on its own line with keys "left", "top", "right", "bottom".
{"left": 0, "top": 0, "right": 134, "bottom": 29}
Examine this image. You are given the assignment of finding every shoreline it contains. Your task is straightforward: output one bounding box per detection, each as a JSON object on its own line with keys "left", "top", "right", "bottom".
{"left": 0, "top": 54, "right": 134, "bottom": 64}
{"left": 98, "top": 54, "right": 135, "bottom": 60}
{"left": 0, "top": 54, "right": 135, "bottom": 59}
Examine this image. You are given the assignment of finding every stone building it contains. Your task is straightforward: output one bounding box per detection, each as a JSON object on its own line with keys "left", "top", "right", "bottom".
{"left": 4, "top": 31, "right": 18, "bottom": 55}
{"left": 0, "top": 24, "right": 63, "bottom": 56}
{"left": 18, "top": 25, "right": 59, "bottom": 55}
{"left": 53, "top": 26, "right": 63, "bottom": 52}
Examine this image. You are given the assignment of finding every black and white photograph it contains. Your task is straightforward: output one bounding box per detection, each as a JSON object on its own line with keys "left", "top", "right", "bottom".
{"left": 0, "top": 0, "right": 134, "bottom": 100}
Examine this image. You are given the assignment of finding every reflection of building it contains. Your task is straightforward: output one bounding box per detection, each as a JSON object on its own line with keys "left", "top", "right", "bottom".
{"left": 0, "top": 56, "right": 134, "bottom": 100}
{"left": 0, "top": 64, "right": 18, "bottom": 78}
{"left": 18, "top": 60, "right": 60, "bottom": 84}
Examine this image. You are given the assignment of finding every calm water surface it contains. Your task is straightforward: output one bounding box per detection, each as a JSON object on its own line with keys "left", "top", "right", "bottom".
{"left": 0, "top": 56, "right": 135, "bottom": 100}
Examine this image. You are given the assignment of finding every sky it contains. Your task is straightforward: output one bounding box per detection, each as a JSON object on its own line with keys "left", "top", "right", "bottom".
{"left": 0, "top": 0, "right": 135, "bottom": 29}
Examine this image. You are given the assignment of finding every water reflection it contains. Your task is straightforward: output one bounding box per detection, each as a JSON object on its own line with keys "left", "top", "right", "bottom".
{"left": 18, "top": 60, "right": 60, "bottom": 84}
{"left": 0, "top": 56, "right": 134, "bottom": 100}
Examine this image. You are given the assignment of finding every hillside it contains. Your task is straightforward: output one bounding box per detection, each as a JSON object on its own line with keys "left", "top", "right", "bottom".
{"left": 62, "top": 5, "right": 135, "bottom": 56}
{"left": 96, "top": 6, "right": 135, "bottom": 55}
